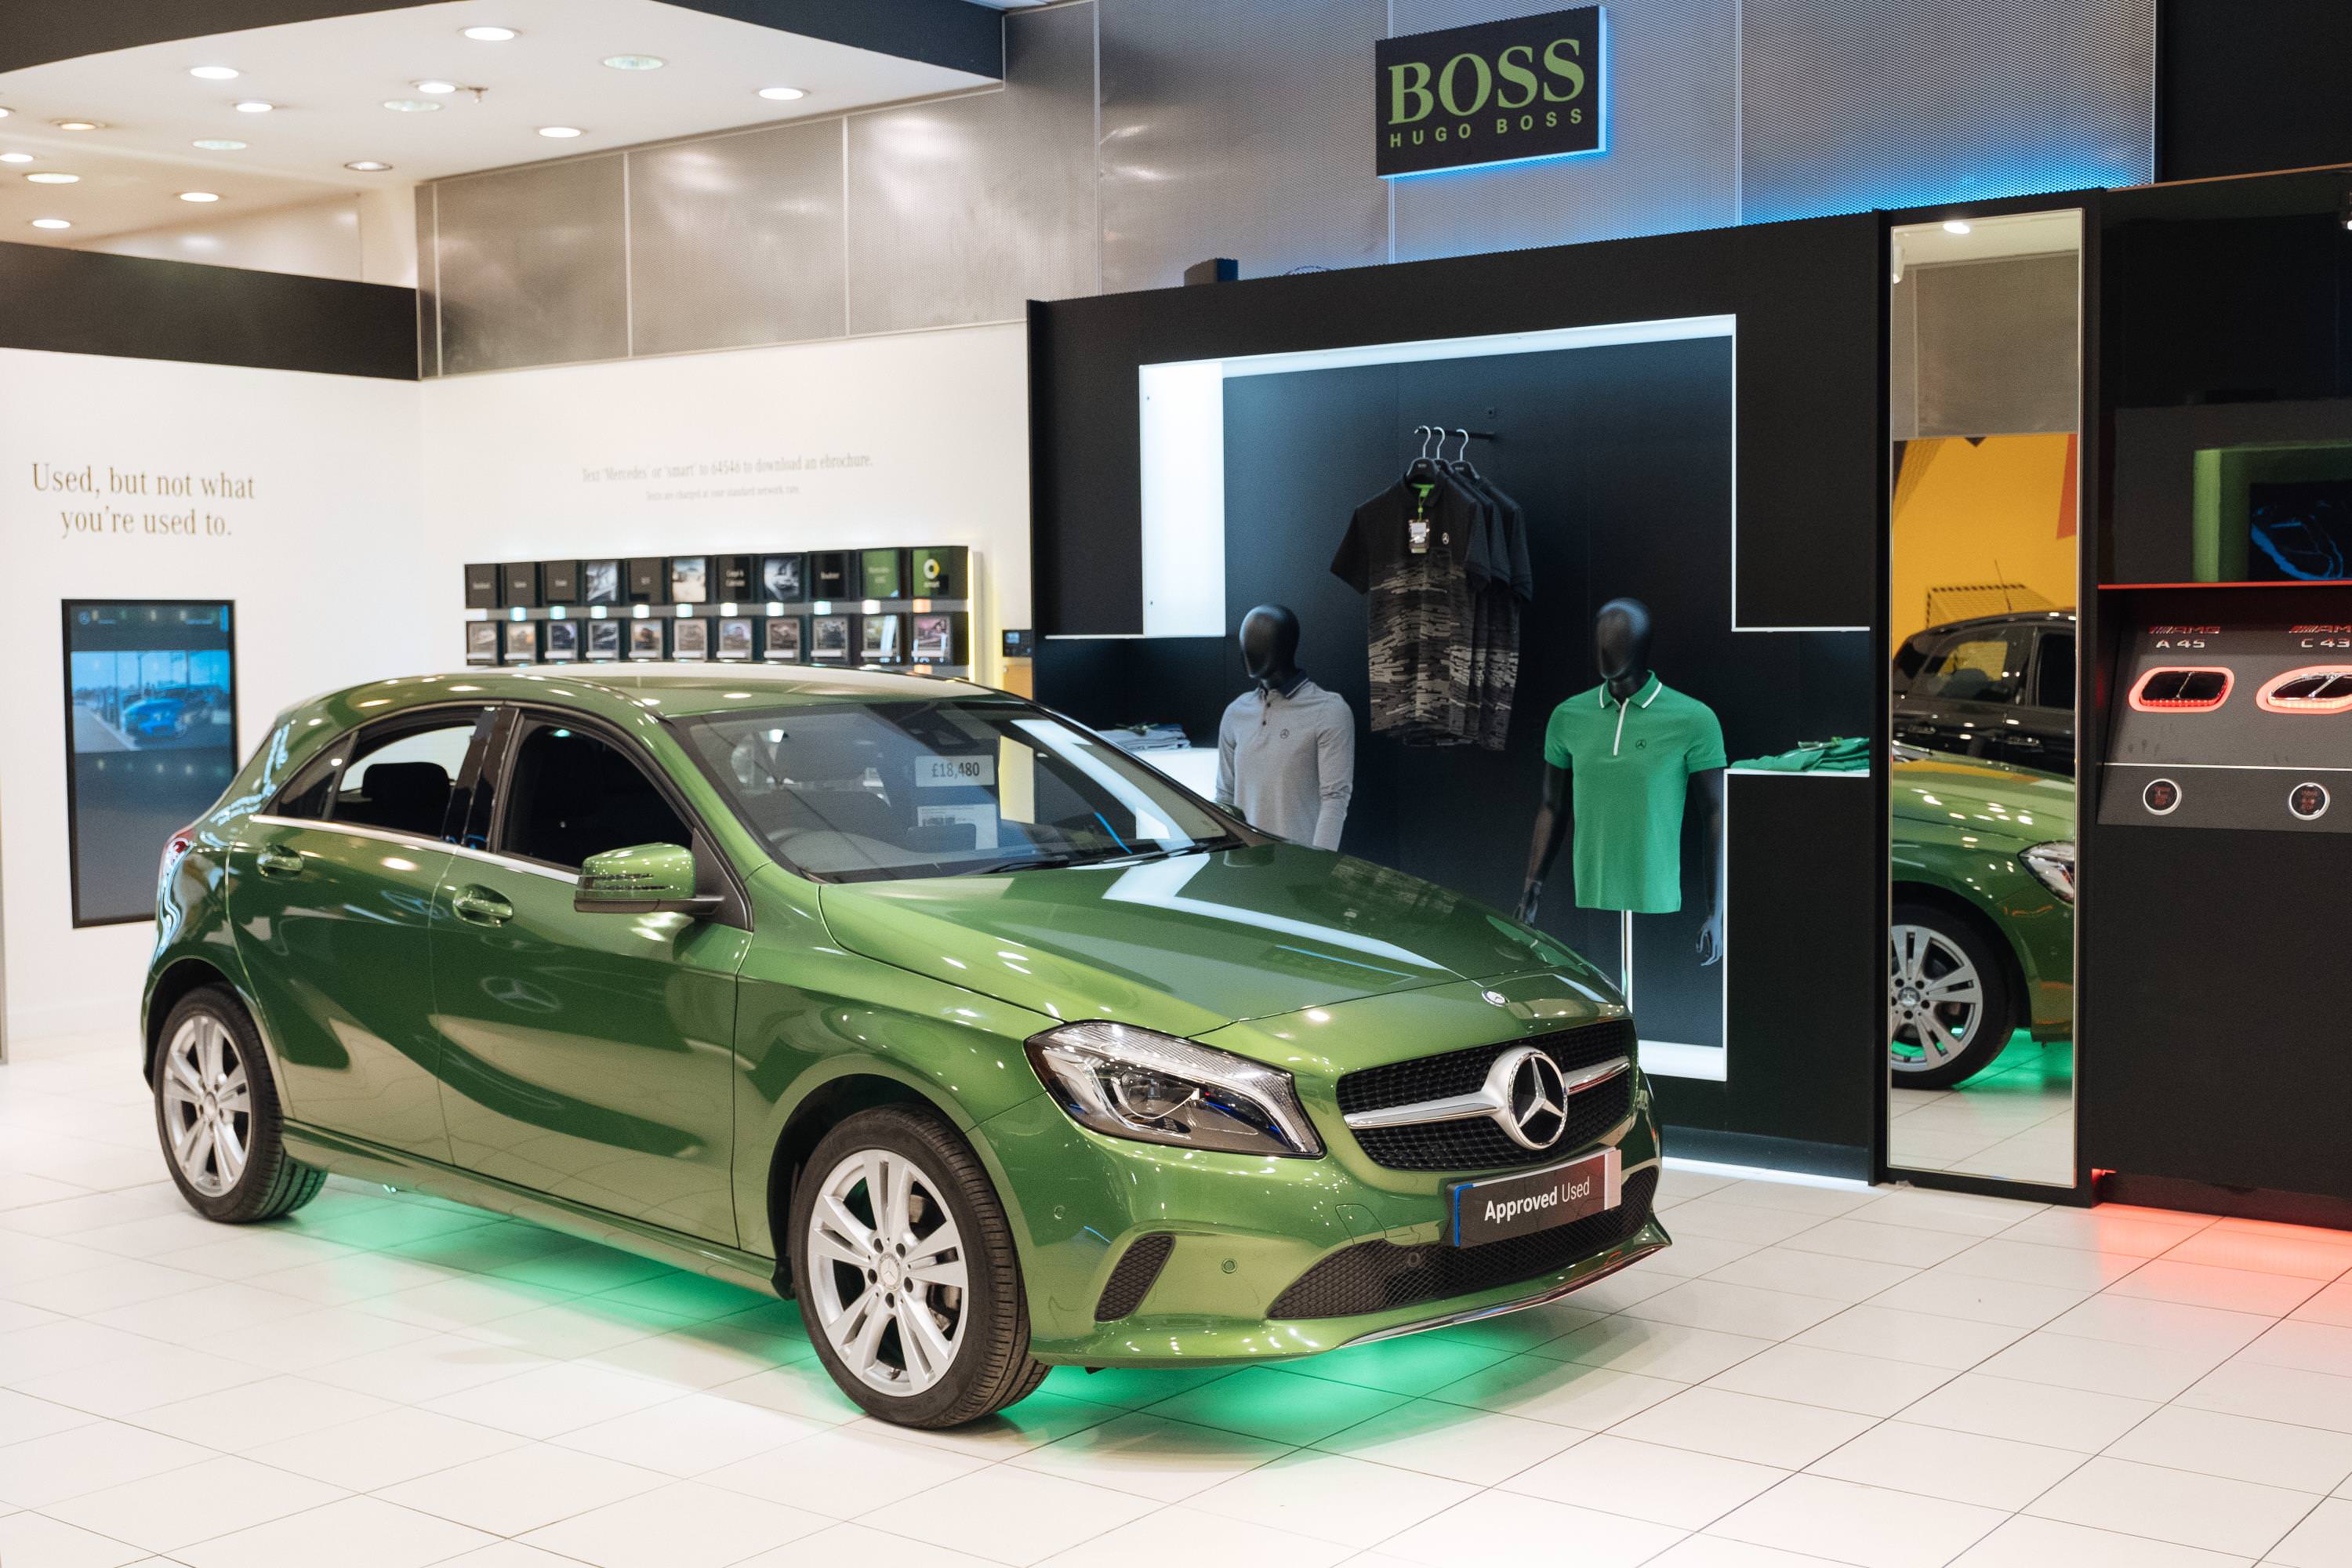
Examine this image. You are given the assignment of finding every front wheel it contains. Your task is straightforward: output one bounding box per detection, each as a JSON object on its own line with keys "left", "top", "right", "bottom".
{"left": 153, "top": 986, "right": 325, "bottom": 1221}
{"left": 788, "top": 1105, "right": 1047, "bottom": 1428}
{"left": 1889, "top": 902, "right": 2016, "bottom": 1090}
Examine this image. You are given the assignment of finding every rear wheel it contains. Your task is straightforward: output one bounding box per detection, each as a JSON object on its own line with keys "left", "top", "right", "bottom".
{"left": 1889, "top": 902, "right": 2016, "bottom": 1091}
{"left": 789, "top": 1105, "right": 1047, "bottom": 1428}
{"left": 153, "top": 986, "right": 324, "bottom": 1222}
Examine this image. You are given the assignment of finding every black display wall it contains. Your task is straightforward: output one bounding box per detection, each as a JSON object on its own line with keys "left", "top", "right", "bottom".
{"left": 2158, "top": 0, "right": 2352, "bottom": 182}
{"left": 2083, "top": 172, "right": 2352, "bottom": 1220}
{"left": 1031, "top": 216, "right": 1886, "bottom": 1176}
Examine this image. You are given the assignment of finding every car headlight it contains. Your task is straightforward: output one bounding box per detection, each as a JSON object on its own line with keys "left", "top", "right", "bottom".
{"left": 1024, "top": 1021, "right": 1323, "bottom": 1158}
{"left": 2020, "top": 840, "right": 2075, "bottom": 903}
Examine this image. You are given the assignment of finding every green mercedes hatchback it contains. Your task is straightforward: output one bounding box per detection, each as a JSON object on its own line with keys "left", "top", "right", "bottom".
{"left": 144, "top": 666, "right": 1666, "bottom": 1426}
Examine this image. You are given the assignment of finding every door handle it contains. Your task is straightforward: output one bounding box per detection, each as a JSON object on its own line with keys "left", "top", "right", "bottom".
{"left": 450, "top": 887, "right": 514, "bottom": 927}
{"left": 256, "top": 845, "right": 304, "bottom": 878}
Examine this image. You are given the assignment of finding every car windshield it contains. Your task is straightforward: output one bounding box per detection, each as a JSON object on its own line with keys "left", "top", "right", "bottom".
{"left": 677, "top": 698, "right": 1243, "bottom": 881}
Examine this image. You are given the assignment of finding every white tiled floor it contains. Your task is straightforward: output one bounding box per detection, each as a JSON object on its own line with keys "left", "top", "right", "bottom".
{"left": 1889, "top": 1036, "right": 2074, "bottom": 1186}
{"left": 7, "top": 1032, "right": 2352, "bottom": 1568}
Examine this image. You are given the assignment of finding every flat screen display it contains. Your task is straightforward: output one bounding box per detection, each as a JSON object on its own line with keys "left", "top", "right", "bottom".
{"left": 64, "top": 601, "right": 238, "bottom": 927}
{"left": 2248, "top": 479, "right": 2352, "bottom": 581}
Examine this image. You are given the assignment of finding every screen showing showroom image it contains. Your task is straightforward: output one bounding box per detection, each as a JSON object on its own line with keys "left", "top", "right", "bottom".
{"left": 64, "top": 602, "right": 237, "bottom": 926}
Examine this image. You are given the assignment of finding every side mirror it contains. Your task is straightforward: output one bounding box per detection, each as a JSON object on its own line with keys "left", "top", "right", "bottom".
{"left": 575, "top": 842, "right": 723, "bottom": 916}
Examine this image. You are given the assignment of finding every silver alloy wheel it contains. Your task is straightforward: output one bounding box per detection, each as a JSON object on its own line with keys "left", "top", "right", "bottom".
{"left": 805, "top": 1147, "right": 969, "bottom": 1397}
{"left": 160, "top": 1014, "right": 252, "bottom": 1195}
{"left": 1889, "top": 923, "right": 1985, "bottom": 1073}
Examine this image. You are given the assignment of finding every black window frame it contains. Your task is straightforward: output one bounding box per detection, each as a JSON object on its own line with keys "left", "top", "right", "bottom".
{"left": 2031, "top": 629, "right": 2078, "bottom": 713}
{"left": 266, "top": 703, "right": 498, "bottom": 845}
{"left": 477, "top": 703, "right": 750, "bottom": 928}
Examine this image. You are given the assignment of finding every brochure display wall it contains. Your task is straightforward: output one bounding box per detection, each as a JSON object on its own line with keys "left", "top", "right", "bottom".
{"left": 462, "top": 546, "right": 975, "bottom": 675}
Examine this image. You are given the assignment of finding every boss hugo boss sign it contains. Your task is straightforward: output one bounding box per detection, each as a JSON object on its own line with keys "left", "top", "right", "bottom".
{"left": 1375, "top": 5, "right": 1603, "bottom": 177}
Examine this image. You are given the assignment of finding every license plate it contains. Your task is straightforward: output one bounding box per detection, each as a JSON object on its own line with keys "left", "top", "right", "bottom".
{"left": 1450, "top": 1147, "right": 1621, "bottom": 1247}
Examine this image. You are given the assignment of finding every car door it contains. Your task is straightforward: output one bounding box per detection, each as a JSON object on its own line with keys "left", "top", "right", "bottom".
{"left": 234, "top": 705, "right": 495, "bottom": 1160}
{"left": 430, "top": 707, "right": 750, "bottom": 1244}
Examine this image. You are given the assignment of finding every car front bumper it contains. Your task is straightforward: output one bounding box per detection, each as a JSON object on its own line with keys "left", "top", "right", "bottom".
{"left": 978, "top": 1067, "right": 1667, "bottom": 1367}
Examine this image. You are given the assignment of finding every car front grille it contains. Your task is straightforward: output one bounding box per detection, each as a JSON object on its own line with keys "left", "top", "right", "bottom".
{"left": 1268, "top": 1166, "right": 1659, "bottom": 1320}
{"left": 1335, "top": 1018, "right": 1638, "bottom": 1171}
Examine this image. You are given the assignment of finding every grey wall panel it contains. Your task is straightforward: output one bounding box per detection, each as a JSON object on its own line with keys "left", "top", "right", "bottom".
{"left": 1098, "top": 0, "right": 1386, "bottom": 292}
{"left": 1392, "top": 0, "right": 1739, "bottom": 263}
{"left": 435, "top": 156, "right": 629, "bottom": 375}
{"left": 1741, "top": 0, "right": 2154, "bottom": 223}
{"left": 1912, "top": 252, "right": 2081, "bottom": 437}
{"left": 845, "top": 2, "right": 1097, "bottom": 335}
{"left": 415, "top": 182, "right": 440, "bottom": 378}
{"left": 629, "top": 121, "right": 848, "bottom": 356}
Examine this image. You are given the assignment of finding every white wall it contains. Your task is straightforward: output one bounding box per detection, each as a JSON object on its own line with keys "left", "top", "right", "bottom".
{"left": 0, "top": 349, "right": 427, "bottom": 1042}
{"left": 1, "top": 321, "right": 1029, "bottom": 1045}
{"left": 418, "top": 324, "right": 1030, "bottom": 684}
{"left": 76, "top": 198, "right": 370, "bottom": 283}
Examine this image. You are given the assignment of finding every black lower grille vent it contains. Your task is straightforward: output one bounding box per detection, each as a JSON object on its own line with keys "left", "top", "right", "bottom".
{"left": 1268, "top": 1167, "right": 1657, "bottom": 1320}
{"left": 1094, "top": 1232, "right": 1175, "bottom": 1321}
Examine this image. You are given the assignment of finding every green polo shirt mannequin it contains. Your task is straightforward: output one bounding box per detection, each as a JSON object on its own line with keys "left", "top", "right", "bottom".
{"left": 1515, "top": 597, "right": 1729, "bottom": 964}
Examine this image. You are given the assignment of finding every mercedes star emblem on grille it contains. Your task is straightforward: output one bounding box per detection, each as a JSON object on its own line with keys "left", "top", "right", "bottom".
{"left": 1496, "top": 1045, "right": 1569, "bottom": 1149}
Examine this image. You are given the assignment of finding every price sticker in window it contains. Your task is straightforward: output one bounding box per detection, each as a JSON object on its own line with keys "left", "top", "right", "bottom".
{"left": 917, "top": 754, "right": 996, "bottom": 788}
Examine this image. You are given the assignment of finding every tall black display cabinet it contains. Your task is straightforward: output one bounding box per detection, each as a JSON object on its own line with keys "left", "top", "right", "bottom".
{"left": 2082, "top": 171, "right": 2352, "bottom": 1225}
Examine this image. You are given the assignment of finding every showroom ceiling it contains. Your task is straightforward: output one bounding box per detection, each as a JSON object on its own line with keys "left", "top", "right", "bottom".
{"left": 0, "top": 0, "right": 1002, "bottom": 246}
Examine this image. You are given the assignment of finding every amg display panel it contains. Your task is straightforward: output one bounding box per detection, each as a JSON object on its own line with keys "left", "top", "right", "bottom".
{"left": 63, "top": 601, "right": 237, "bottom": 927}
{"left": 2099, "top": 590, "right": 2352, "bottom": 834}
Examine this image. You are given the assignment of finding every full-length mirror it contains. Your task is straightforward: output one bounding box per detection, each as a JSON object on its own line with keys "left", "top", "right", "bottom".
{"left": 1886, "top": 211, "right": 2082, "bottom": 1185}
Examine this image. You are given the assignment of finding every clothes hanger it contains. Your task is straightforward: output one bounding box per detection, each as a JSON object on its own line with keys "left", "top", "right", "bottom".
{"left": 1406, "top": 423, "right": 1440, "bottom": 482}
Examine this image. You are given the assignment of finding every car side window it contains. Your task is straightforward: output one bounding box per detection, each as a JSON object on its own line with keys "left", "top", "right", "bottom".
{"left": 2035, "top": 633, "right": 2075, "bottom": 710}
{"left": 272, "top": 746, "right": 345, "bottom": 820}
{"left": 332, "top": 717, "right": 479, "bottom": 838}
{"left": 1909, "top": 630, "right": 2027, "bottom": 705}
{"left": 499, "top": 720, "right": 692, "bottom": 872}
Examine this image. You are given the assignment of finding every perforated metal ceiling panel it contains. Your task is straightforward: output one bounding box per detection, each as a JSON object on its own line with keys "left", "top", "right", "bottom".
{"left": 845, "top": 2, "right": 1098, "bottom": 334}
{"left": 628, "top": 121, "right": 848, "bottom": 357}
{"left": 435, "top": 156, "right": 630, "bottom": 376}
{"left": 1391, "top": 0, "right": 1739, "bottom": 262}
{"left": 1098, "top": 0, "right": 1388, "bottom": 290}
{"left": 1741, "top": 0, "right": 2153, "bottom": 222}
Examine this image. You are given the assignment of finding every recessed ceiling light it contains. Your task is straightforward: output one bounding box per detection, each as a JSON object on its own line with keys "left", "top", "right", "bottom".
{"left": 0, "top": 153, "right": 29, "bottom": 163}
{"left": 31, "top": 218, "right": 70, "bottom": 230}
{"left": 0, "top": 107, "right": 10, "bottom": 119}
{"left": 25, "top": 172, "right": 78, "bottom": 183}
{"left": 536, "top": 125, "right": 583, "bottom": 138}
{"left": 414, "top": 79, "right": 459, "bottom": 94}
{"left": 345, "top": 159, "right": 394, "bottom": 172}
{"left": 53, "top": 119, "right": 104, "bottom": 131}
{"left": 1942, "top": 219, "right": 1972, "bottom": 235}
{"left": 193, "top": 139, "right": 247, "bottom": 151}
{"left": 383, "top": 99, "right": 444, "bottom": 113}
{"left": 189, "top": 65, "right": 240, "bottom": 81}
{"left": 234, "top": 101, "right": 273, "bottom": 114}
{"left": 462, "top": 25, "right": 518, "bottom": 42}
{"left": 603, "top": 55, "right": 664, "bottom": 71}
{"left": 756, "top": 86, "right": 807, "bottom": 101}
{"left": 179, "top": 191, "right": 220, "bottom": 203}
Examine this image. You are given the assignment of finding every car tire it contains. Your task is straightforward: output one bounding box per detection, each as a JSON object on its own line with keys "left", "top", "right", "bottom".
{"left": 789, "top": 1105, "right": 1047, "bottom": 1428}
{"left": 152, "top": 985, "right": 325, "bottom": 1222}
{"left": 1889, "top": 902, "right": 2017, "bottom": 1091}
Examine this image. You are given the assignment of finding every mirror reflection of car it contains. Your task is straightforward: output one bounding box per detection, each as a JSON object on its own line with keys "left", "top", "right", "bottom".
{"left": 1890, "top": 746, "right": 2074, "bottom": 1089}
{"left": 143, "top": 668, "right": 1669, "bottom": 1430}
{"left": 1893, "top": 610, "right": 2076, "bottom": 775}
